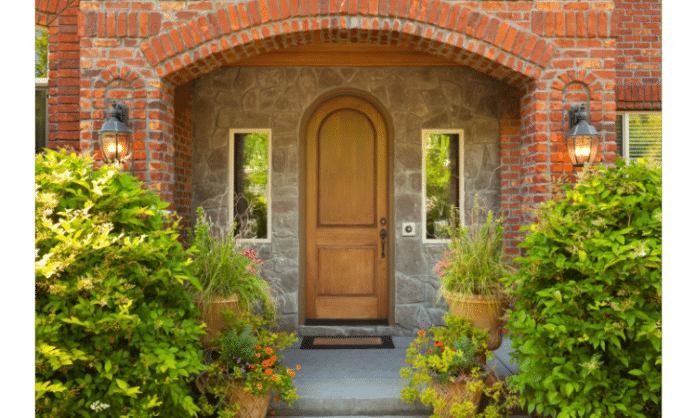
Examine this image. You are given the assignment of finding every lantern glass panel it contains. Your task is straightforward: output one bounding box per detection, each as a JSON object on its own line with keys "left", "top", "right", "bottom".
{"left": 117, "top": 132, "right": 131, "bottom": 160}
{"left": 101, "top": 132, "right": 117, "bottom": 162}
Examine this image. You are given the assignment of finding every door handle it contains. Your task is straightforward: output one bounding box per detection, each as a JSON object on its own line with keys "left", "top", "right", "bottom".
{"left": 379, "top": 229, "right": 387, "bottom": 258}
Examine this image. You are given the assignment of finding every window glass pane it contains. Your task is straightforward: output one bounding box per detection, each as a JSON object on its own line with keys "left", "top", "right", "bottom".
{"left": 36, "top": 89, "right": 47, "bottom": 154}
{"left": 616, "top": 114, "right": 623, "bottom": 159}
{"left": 628, "top": 114, "right": 661, "bottom": 162}
{"left": 425, "top": 133, "right": 459, "bottom": 239}
{"left": 233, "top": 132, "right": 269, "bottom": 239}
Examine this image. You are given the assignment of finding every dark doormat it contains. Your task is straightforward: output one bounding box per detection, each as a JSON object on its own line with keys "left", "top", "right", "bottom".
{"left": 300, "top": 335, "right": 395, "bottom": 349}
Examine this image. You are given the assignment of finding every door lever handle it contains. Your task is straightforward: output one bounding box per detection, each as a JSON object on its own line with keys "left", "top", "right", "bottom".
{"left": 379, "top": 229, "right": 387, "bottom": 258}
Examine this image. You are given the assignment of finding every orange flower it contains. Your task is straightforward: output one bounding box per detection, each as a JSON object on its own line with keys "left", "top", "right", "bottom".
{"left": 266, "top": 368, "right": 273, "bottom": 375}
{"left": 271, "top": 355, "right": 277, "bottom": 362}
{"left": 273, "top": 395, "right": 280, "bottom": 402}
{"left": 296, "top": 365, "right": 301, "bottom": 370}
{"left": 266, "top": 348, "right": 274, "bottom": 355}
{"left": 418, "top": 330, "right": 425, "bottom": 336}
{"left": 256, "top": 353, "right": 261, "bottom": 358}
{"left": 289, "top": 371, "right": 295, "bottom": 377}
{"left": 271, "top": 375, "right": 278, "bottom": 381}
{"left": 434, "top": 340, "right": 444, "bottom": 347}
{"left": 257, "top": 384, "right": 263, "bottom": 389}
{"left": 269, "top": 412, "right": 275, "bottom": 416}
{"left": 250, "top": 364, "right": 256, "bottom": 369}
{"left": 255, "top": 345, "right": 261, "bottom": 350}
{"left": 450, "top": 347, "right": 455, "bottom": 352}
{"left": 426, "top": 349, "right": 432, "bottom": 354}
{"left": 262, "top": 360, "right": 270, "bottom": 368}
{"left": 286, "top": 368, "right": 292, "bottom": 374}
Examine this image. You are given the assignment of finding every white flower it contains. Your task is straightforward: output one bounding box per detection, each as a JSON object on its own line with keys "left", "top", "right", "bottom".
{"left": 90, "top": 400, "right": 110, "bottom": 411}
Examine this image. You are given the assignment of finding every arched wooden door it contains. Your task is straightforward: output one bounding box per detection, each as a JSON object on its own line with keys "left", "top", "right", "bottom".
{"left": 305, "top": 96, "right": 389, "bottom": 320}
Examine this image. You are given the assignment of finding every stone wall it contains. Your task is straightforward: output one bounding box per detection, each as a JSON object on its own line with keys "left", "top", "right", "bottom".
{"left": 190, "top": 66, "right": 518, "bottom": 335}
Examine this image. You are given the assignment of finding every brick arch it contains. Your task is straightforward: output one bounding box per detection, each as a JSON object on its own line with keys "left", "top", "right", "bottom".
{"left": 548, "top": 69, "right": 616, "bottom": 169}
{"left": 140, "top": 2, "right": 555, "bottom": 89}
{"left": 35, "top": 0, "right": 79, "bottom": 28}
{"left": 89, "top": 66, "right": 148, "bottom": 171}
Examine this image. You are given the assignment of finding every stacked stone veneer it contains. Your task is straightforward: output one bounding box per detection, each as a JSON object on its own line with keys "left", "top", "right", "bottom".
{"left": 190, "top": 65, "right": 517, "bottom": 335}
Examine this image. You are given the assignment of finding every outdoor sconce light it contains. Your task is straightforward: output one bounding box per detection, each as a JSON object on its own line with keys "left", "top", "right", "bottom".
{"left": 98, "top": 102, "right": 132, "bottom": 164}
{"left": 565, "top": 104, "right": 600, "bottom": 168}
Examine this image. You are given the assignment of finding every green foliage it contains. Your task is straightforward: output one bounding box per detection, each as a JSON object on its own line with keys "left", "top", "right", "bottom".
{"left": 504, "top": 159, "right": 662, "bottom": 418}
{"left": 188, "top": 207, "right": 276, "bottom": 322}
{"left": 235, "top": 132, "right": 269, "bottom": 239}
{"left": 435, "top": 199, "right": 514, "bottom": 298}
{"left": 220, "top": 324, "right": 258, "bottom": 364}
{"left": 35, "top": 30, "right": 48, "bottom": 78}
{"left": 197, "top": 311, "right": 300, "bottom": 415}
{"left": 400, "top": 313, "right": 520, "bottom": 418}
{"left": 35, "top": 149, "right": 206, "bottom": 417}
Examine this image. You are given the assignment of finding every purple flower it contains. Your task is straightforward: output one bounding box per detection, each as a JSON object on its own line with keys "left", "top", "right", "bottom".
{"left": 237, "top": 358, "right": 241, "bottom": 364}
{"left": 241, "top": 368, "right": 246, "bottom": 373}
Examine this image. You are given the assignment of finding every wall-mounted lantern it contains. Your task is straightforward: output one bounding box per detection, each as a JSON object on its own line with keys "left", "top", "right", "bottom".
{"left": 565, "top": 104, "right": 600, "bottom": 168}
{"left": 98, "top": 102, "right": 132, "bottom": 164}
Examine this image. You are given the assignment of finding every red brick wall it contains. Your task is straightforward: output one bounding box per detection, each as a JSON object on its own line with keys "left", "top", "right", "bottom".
{"left": 173, "top": 81, "right": 195, "bottom": 237}
{"left": 614, "top": 0, "right": 661, "bottom": 109}
{"left": 37, "top": 0, "right": 81, "bottom": 152}
{"left": 35, "top": 0, "right": 661, "bottom": 254}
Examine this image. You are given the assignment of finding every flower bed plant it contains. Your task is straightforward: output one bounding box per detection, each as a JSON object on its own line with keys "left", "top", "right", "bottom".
{"left": 196, "top": 311, "right": 300, "bottom": 417}
{"left": 35, "top": 150, "right": 205, "bottom": 417}
{"left": 400, "top": 312, "right": 519, "bottom": 417}
{"left": 504, "top": 159, "right": 662, "bottom": 418}
{"left": 188, "top": 207, "right": 276, "bottom": 323}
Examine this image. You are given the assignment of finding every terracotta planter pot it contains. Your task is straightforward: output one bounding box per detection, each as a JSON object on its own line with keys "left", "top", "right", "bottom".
{"left": 431, "top": 379, "right": 484, "bottom": 418}
{"left": 197, "top": 376, "right": 271, "bottom": 418}
{"left": 194, "top": 294, "right": 244, "bottom": 348}
{"left": 441, "top": 288, "right": 506, "bottom": 352}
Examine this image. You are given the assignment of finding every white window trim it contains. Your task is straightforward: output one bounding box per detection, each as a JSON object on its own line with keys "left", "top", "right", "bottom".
{"left": 421, "top": 129, "right": 465, "bottom": 243}
{"left": 228, "top": 128, "right": 272, "bottom": 243}
{"left": 617, "top": 111, "right": 662, "bottom": 161}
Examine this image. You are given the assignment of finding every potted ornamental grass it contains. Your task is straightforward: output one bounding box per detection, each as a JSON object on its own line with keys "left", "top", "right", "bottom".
{"left": 433, "top": 199, "right": 515, "bottom": 351}
{"left": 188, "top": 207, "right": 277, "bottom": 347}
{"left": 400, "top": 313, "right": 519, "bottom": 418}
{"left": 196, "top": 310, "right": 300, "bottom": 418}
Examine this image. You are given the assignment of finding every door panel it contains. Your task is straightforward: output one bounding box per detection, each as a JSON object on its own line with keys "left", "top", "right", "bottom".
{"left": 305, "top": 96, "right": 388, "bottom": 320}
{"left": 318, "top": 109, "right": 376, "bottom": 226}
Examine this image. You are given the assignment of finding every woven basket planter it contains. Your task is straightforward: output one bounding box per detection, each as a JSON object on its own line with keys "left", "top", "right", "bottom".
{"left": 431, "top": 379, "right": 484, "bottom": 418}
{"left": 194, "top": 294, "right": 244, "bottom": 348}
{"left": 441, "top": 288, "right": 507, "bottom": 352}
{"left": 197, "top": 376, "right": 271, "bottom": 418}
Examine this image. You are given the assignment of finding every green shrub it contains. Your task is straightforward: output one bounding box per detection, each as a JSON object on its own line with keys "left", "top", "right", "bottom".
{"left": 35, "top": 150, "right": 206, "bottom": 417}
{"left": 504, "top": 159, "right": 661, "bottom": 418}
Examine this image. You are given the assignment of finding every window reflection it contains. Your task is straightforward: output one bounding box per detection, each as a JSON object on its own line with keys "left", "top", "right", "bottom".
{"left": 424, "top": 132, "right": 460, "bottom": 240}
{"left": 232, "top": 132, "right": 269, "bottom": 239}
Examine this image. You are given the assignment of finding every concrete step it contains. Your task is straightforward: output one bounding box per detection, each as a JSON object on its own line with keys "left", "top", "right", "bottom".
{"left": 265, "top": 336, "right": 522, "bottom": 417}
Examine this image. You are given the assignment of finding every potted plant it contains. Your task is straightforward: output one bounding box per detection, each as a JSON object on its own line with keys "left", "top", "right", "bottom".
{"left": 400, "top": 313, "right": 519, "bottom": 418}
{"left": 196, "top": 310, "right": 300, "bottom": 418}
{"left": 189, "top": 207, "right": 277, "bottom": 347}
{"left": 433, "top": 200, "right": 514, "bottom": 351}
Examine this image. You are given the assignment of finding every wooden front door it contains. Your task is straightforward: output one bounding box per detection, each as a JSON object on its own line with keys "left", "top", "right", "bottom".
{"left": 305, "top": 96, "right": 389, "bottom": 320}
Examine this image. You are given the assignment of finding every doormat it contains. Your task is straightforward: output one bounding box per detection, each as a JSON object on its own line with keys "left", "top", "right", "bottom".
{"left": 300, "top": 336, "right": 394, "bottom": 349}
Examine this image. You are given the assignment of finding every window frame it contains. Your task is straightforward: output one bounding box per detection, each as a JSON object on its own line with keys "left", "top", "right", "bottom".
{"left": 616, "top": 111, "right": 662, "bottom": 162}
{"left": 421, "top": 129, "right": 465, "bottom": 243}
{"left": 228, "top": 128, "right": 273, "bottom": 243}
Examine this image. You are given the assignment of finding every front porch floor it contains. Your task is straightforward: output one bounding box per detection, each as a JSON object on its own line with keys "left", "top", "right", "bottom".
{"left": 267, "top": 336, "right": 527, "bottom": 417}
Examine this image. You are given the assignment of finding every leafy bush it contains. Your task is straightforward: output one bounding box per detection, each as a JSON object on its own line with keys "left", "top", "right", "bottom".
{"left": 35, "top": 150, "right": 205, "bottom": 417}
{"left": 504, "top": 159, "right": 662, "bottom": 418}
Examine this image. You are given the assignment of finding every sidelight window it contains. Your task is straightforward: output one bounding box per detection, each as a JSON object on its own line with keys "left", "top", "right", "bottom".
{"left": 422, "top": 130, "right": 464, "bottom": 241}
{"left": 229, "top": 129, "right": 271, "bottom": 241}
